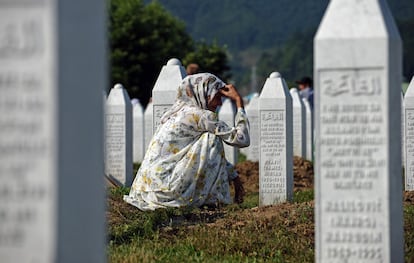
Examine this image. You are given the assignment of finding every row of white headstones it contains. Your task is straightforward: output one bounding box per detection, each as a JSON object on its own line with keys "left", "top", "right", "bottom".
{"left": 0, "top": 0, "right": 408, "bottom": 262}
{"left": 104, "top": 59, "right": 314, "bottom": 193}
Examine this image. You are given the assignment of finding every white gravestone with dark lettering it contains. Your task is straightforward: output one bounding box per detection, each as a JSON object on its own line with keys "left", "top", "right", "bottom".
{"left": 290, "top": 88, "right": 306, "bottom": 158}
{"left": 244, "top": 94, "right": 260, "bottom": 161}
{"left": 144, "top": 101, "right": 154, "bottom": 151}
{"left": 302, "top": 98, "right": 313, "bottom": 161}
{"left": 132, "top": 99, "right": 144, "bottom": 163}
{"left": 404, "top": 76, "right": 414, "bottom": 190}
{"left": 315, "top": 0, "right": 404, "bottom": 262}
{"left": 105, "top": 84, "right": 133, "bottom": 187}
{"left": 402, "top": 91, "right": 405, "bottom": 168}
{"left": 0, "top": 1, "right": 106, "bottom": 262}
{"left": 259, "top": 72, "right": 293, "bottom": 206}
{"left": 152, "top": 58, "right": 186, "bottom": 134}
{"left": 219, "top": 98, "right": 238, "bottom": 165}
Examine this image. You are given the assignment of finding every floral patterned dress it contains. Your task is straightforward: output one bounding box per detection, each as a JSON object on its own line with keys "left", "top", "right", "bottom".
{"left": 124, "top": 73, "right": 250, "bottom": 211}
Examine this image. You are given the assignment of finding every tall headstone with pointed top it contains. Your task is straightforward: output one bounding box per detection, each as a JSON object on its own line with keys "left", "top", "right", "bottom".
{"left": 152, "top": 58, "right": 186, "bottom": 134}
{"left": 315, "top": 0, "right": 403, "bottom": 262}
{"left": 404, "top": 76, "right": 414, "bottom": 190}
{"left": 290, "top": 88, "right": 306, "bottom": 157}
{"left": 105, "top": 84, "right": 133, "bottom": 187}
{"left": 219, "top": 98, "right": 238, "bottom": 165}
{"left": 302, "top": 98, "right": 314, "bottom": 161}
{"left": 259, "top": 72, "right": 293, "bottom": 206}
{"left": 131, "top": 99, "right": 145, "bottom": 163}
{"left": 0, "top": 0, "right": 106, "bottom": 262}
{"left": 245, "top": 94, "right": 260, "bottom": 161}
{"left": 144, "top": 101, "right": 154, "bottom": 150}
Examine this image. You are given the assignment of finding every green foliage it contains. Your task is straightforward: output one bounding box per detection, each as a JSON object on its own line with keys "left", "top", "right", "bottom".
{"left": 183, "top": 41, "right": 231, "bottom": 81}
{"left": 256, "top": 29, "right": 315, "bottom": 87}
{"left": 109, "top": 0, "right": 193, "bottom": 106}
{"left": 148, "top": 0, "right": 414, "bottom": 90}
{"left": 109, "top": 0, "right": 232, "bottom": 106}
{"left": 398, "top": 18, "right": 414, "bottom": 80}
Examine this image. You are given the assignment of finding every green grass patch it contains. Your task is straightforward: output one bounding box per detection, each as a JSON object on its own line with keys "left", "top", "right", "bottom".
{"left": 108, "top": 186, "right": 413, "bottom": 263}
{"left": 237, "top": 152, "right": 247, "bottom": 163}
{"left": 293, "top": 189, "right": 314, "bottom": 203}
{"left": 405, "top": 204, "right": 414, "bottom": 262}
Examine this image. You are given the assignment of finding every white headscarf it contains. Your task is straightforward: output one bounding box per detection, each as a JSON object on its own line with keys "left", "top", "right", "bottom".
{"left": 160, "top": 73, "right": 225, "bottom": 124}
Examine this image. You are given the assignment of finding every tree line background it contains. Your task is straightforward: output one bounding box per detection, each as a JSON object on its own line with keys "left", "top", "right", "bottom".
{"left": 110, "top": 0, "right": 414, "bottom": 107}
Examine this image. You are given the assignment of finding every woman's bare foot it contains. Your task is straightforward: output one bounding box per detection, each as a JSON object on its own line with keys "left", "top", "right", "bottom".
{"left": 233, "top": 177, "right": 245, "bottom": 204}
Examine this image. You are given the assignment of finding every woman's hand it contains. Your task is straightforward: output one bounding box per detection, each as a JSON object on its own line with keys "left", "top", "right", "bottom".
{"left": 220, "top": 84, "right": 244, "bottom": 108}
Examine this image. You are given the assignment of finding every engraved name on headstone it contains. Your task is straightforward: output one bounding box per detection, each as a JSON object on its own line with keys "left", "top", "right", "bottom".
{"left": 0, "top": 0, "right": 106, "bottom": 262}
{"left": 105, "top": 84, "right": 133, "bottom": 187}
{"left": 152, "top": 58, "right": 186, "bottom": 134}
{"left": 259, "top": 72, "right": 293, "bottom": 206}
{"left": 315, "top": 0, "right": 404, "bottom": 261}
{"left": 405, "top": 76, "right": 414, "bottom": 190}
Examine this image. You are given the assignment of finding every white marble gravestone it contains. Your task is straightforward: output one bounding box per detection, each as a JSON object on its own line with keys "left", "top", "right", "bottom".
{"left": 404, "top": 76, "right": 414, "bottom": 190}
{"left": 402, "top": 91, "right": 405, "bottom": 168}
{"left": 152, "top": 58, "right": 186, "bottom": 134}
{"left": 105, "top": 84, "right": 133, "bottom": 187}
{"left": 315, "top": 0, "right": 404, "bottom": 262}
{"left": 302, "top": 98, "right": 313, "bottom": 161}
{"left": 144, "top": 101, "right": 154, "bottom": 150}
{"left": 131, "top": 99, "right": 145, "bottom": 163}
{"left": 0, "top": 1, "right": 106, "bottom": 262}
{"left": 244, "top": 94, "right": 260, "bottom": 161}
{"left": 219, "top": 98, "right": 238, "bottom": 165}
{"left": 290, "top": 88, "right": 306, "bottom": 158}
{"left": 259, "top": 72, "right": 293, "bottom": 206}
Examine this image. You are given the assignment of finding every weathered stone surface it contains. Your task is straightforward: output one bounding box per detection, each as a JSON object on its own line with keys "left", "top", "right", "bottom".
{"left": 0, "top": 1, "right": 106, "bottom": 262}
{"left": 259, "top": 72, "right": 293, "bottom": 206}
{"left": 244, "top": 94, "right": 259, "bottom": 161}
{"left": 144, "top": 101, "right": 153, "bottom": 151}
{"left": 106, "top": 84, "right": 133, "bottom": 187}
{"left": 290, "top": 88, "right": 306, "bottom": 157}
{"left": 314, "top": 0, "right": 403, "bottom": 261}
{"left": 405, "top": 76, "right": 414, "bottom": 190}
{"left": 302, "top": 98, "right": 313, "bottom": 161}
{"left": 218, "top": 98, "right": 238, "bottom": 165}
{"left": 402, "top": 91, "right": 405, "bottom": 167}
{"left": 152, "top": 58, "right": 186, "bottom": 134}
{"left": 132, "top": 99, "right": 144, "bottom": 163}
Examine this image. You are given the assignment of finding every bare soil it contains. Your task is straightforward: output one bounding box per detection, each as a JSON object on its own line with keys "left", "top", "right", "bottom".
{"left": 235, "top": 156, "right": 314, "bottom": 194}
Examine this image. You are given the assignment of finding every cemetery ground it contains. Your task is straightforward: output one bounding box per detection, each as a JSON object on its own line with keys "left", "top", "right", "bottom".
{"left": 107, "top": 158, "right": 414, "bottom": 262}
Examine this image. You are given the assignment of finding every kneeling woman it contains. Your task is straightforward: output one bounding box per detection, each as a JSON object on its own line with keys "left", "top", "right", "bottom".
{"left": 124, "top": 73, "right": 250, "bottom": 211}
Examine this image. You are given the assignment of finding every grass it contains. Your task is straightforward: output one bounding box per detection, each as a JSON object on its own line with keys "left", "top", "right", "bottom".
{"left": 108, "top": 186, "right": 315, "bottom": 263}
{"left": 108, "top": 184, "right": 414, "bottom": 262}
{"left": 405, "top": 204, "right": 414, "bottom": 261}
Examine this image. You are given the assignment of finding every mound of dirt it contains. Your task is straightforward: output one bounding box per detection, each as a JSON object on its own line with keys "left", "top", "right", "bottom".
{"left": 235, "top": 156, "right": 314, "bottom": 194}
{"left": 404, "top": 191, "right": 414, "bottom": 205}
